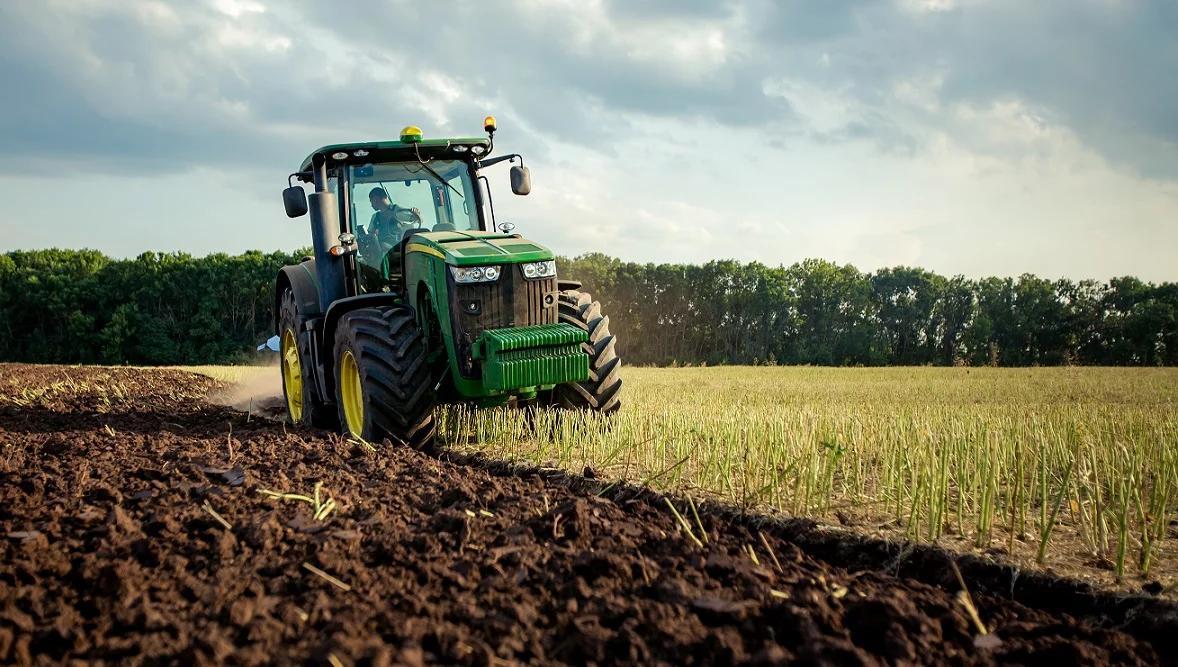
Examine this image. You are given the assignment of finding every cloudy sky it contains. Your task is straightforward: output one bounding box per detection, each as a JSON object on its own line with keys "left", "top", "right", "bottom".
{"left": 1, "top": 0, "right": 1175, "bottom": 281}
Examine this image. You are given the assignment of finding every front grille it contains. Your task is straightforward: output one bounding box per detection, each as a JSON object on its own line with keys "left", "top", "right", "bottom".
{"left": 519, "top": 276, "right": 557, "bottom": 327}
{"left": 449, "top": 267, "right": 557, "bottom": 378}
{"left": 453, "top": 281, "right": 508, "bottom": 338}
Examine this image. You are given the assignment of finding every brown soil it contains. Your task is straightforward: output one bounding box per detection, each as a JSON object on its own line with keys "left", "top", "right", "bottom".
{"left": 0, "top": 363, "right": 1174, "bottom": 665}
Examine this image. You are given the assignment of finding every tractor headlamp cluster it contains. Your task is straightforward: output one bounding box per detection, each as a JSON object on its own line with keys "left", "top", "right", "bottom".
{"left": 521, "top": 260, "right": 556, "bottom": 279}
{"left": 449, "top": 261, "right": 555, "bottom": 283}
{"left": 450, "top": 265, "right": 501, "bottom": 283}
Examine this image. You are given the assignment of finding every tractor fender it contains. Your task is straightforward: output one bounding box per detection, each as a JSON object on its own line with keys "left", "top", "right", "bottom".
{"left": 319, "top": 293, "right": 410, "bottom": 396}
{"left": 413, "top": 279, "right": 438, "bottom": 321}
{"left": 557, "top": 279, "right": 583, "bottom": 291}
{"left": 274, "top": 260, "right": 321, "bottom": 334}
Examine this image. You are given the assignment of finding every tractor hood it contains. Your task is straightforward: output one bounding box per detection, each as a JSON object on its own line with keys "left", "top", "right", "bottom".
{"left": 405, "top": 230, "right": 554, "bottom": 266}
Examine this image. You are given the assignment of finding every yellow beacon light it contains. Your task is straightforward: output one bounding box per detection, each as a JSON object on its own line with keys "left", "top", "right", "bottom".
{"left": 484, "top": 115, "right": 497, "bottom": 133}
{"left": 400, "top": 125, "right": 423, "bottom": 143}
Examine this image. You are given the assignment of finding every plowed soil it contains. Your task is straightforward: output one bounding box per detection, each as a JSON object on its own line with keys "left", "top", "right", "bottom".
{"left": 0, "top": 364, "right": 1174, "bottom": 665}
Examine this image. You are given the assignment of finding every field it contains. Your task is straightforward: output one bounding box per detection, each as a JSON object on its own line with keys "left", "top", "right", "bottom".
{"left": 2, "top": 363, "right": 1177, "bottom": 664}
{"left": 438, "top": 366, "right": 1178, "bottom": 589}
{"left": 199, "top": 364, "right": 1178, "bottom": 588}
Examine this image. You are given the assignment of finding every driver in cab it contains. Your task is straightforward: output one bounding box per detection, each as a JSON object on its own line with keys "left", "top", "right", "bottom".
{"left": 364, "top": 187, "right": 421, "bottom": 244}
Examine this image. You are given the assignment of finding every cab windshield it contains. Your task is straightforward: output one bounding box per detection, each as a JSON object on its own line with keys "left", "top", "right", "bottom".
{"left": 349, "top": 159, "right": 480, "bottom": 237}
{"left": 349, "top": 159, "right": 481, "bottom": 293}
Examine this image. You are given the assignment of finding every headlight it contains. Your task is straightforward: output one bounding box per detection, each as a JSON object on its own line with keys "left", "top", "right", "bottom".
{"left": 520, "top": 260, "right": 556, "bottom": 279}
{"left": 450, "top": 265, "right": 501, "bottom": 283}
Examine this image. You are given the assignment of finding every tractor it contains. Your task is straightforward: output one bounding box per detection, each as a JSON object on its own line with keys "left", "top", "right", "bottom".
{"left": 276, "top": 117, "right": 622, "bottom": 448}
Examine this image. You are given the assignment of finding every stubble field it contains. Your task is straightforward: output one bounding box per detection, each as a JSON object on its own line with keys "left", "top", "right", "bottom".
{"left": 437, "top": 366, "right": 1178, "bottom": 590}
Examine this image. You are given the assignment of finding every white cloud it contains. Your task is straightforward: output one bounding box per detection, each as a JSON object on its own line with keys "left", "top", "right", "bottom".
{"left": 892, "top": 72, "right": 944, "bottom": 113}
{"left": 900, "top": 0, "right": 957, "bottom": 13}
{"left": 0, "top": 0, "right": 1175, "bottom": 283}
{"left": 763, "top": 78, "right": 861, "bottom": 134}
{"left": 212, "top": 0, "right": 265, "bottom": 18}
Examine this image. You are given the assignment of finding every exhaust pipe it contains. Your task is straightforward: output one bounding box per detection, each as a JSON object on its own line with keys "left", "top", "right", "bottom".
{"left": 308, "top": 153, "right": 345, "bottom": 311}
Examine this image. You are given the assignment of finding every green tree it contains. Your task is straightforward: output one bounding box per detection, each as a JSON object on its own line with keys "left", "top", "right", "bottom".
{"left": 2, "top": 248, "right": 1173, "bottom": 368}
{"left": 871, "top": 267, "right": 944, "bottom": 365}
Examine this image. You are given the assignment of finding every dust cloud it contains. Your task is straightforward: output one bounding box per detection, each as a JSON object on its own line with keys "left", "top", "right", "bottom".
{"left": 207, "top": 362, "right": 287, "bottom": 419}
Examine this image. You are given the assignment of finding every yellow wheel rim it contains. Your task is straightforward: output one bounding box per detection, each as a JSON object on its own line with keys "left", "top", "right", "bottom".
{"left": 280, "top": 329, "right": 304, "bottom": 423}
{"left": 339, "top": 349, "right": 365, "bottom": 437}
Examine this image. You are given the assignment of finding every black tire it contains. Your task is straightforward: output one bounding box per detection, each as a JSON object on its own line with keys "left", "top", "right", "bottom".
{"left": 550, "top": 289, "right": 623, "bottom": 413}
{"left": 278, "top": 288, "right": 337, "bottom": 429}
{"left": 333, "top": 307, "right": 437, "bottom": 449}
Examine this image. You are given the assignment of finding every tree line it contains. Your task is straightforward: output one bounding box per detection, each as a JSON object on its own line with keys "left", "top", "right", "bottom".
{"left": 560, "top": 253, "right": 1177, "bottom": 367}
{"left": 1, "top": 249, "right": 1174, "bottom": 366}
{"left": 0, "top": 249, "right": 305, "bottom": 365}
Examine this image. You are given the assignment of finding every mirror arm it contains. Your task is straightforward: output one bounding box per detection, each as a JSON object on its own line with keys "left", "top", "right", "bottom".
{"left": 476, "top": 153, "right": 522, "bottom": 170}
{"left": 289, "top": 172, "right": 312, "bottom": 186}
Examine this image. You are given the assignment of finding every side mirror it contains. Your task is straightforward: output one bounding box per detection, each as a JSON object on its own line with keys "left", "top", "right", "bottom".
{"left": 283, "top": 186, "right": 308, "bottom": 218}
{"left": 510, "top": 165, "right": 531, "bottom": 196}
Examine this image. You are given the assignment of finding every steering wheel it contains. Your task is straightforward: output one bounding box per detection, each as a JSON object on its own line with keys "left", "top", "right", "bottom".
{"left": 358, "top": 208, "right": 422, "bottom": 265}
{"left": 393, "top": 207, "right": 422, "bottom": 225}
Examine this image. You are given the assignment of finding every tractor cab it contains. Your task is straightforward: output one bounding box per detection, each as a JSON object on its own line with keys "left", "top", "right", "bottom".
{"left": 283, "top": 121, "right": 526, "bottom": 299}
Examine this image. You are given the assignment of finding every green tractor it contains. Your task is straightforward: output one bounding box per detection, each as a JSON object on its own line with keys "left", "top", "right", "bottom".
{"left": 276, "top": 118, "right": 622, "bottom": 448}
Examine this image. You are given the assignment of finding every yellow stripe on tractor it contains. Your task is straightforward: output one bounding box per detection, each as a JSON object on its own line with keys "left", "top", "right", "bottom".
{"left": 405, "top": 243, "right": 445, "bottom": 260}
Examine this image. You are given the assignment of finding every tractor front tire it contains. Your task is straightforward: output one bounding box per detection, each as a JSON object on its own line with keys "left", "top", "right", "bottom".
{"left": 279, "top": 288, "right": 337, "bottom": 429}
{"left": 333, "top": 307, "right": 437, "bottom": 449}
{"left": 551, "top": 289, "right": 623, "bottom": 413}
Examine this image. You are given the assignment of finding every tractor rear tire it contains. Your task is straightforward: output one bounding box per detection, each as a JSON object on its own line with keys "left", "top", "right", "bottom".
{"left": 279, "top": 288, "right": 337, "bottom": 429}
{"left": 550, "top": 289, "right": 623, "bottom": 413}
{"left": 332, "top": 307, "right": 437, "bottom": 450}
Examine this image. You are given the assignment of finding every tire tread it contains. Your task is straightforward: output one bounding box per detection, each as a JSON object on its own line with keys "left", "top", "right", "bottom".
{"left": 333, "top": 307, "right": 437, "bottom": 449}
{"left": 552, "top": 289, "right": 623, "bottom": 413}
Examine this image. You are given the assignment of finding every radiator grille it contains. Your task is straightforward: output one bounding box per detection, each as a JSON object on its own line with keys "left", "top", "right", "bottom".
{"left": 449, "top": 268, "right": 557, "bottom": 378}
{"left": 520, "top": 276, "right": 557, "bottom": 327}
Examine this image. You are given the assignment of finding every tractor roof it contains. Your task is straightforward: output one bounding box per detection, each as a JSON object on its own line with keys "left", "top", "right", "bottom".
{"left": 299, "top": 137, "right": 490, "bottom": 172}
